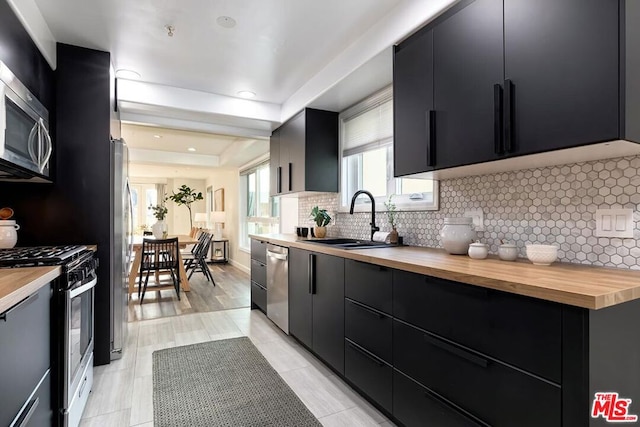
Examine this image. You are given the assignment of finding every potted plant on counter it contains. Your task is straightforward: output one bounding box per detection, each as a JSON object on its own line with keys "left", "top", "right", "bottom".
{"left": 310, "top": 206, "right": 331, "bottom": 238}
{"left": 384, "top": 195, "right": 399, "bottom": 244}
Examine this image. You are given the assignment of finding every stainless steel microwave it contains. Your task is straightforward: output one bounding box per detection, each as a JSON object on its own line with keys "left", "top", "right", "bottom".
{"left": 0, "top": 60, "right": 52, "bottom": 181}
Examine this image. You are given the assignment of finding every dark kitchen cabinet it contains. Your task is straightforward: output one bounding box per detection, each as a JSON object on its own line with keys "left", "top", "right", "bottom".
{"left": 0, "top": 284, "right": 52, "bottom": 427}
{"left": 432, "top": 0, "right": 504, "bottom": 169}
{"left": 288, "top": 247, "right": 313, "bottom": 348}
{"left": 344, "top": 339, "right": 393, "bottom": 413}
{"left": 393, "top": 28, "right": 435, "bottom": 176}
{"left": 393, "top": 0, "right": 622, "bottom": 173}
{"left": 288, "top": 247, "right": 345, "bottom": 374}
{"left": 250, "top": 239, "right": 267, "bottom": 313}
{"left": 269, "top": 108, "right": 338, "bottom": 196}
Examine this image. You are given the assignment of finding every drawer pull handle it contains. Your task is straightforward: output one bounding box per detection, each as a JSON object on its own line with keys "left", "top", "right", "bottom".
{"left": 423, "top": 333, "right": 488, "bottom": 368}
{"left": 0, "top": 292, "right": 39, "bottom": 322}
{"left": 347, "top": 340, "right": 384, "bottom": 367}
{"left": 348, "top": 299, "right": 386, "bottom": 319}
{"left": 15, "top": 397, "right": 39, "bottom": 427}
{"left": 352, "top": 260, "right": 388, "bottom": 271}
{"left": 423, "top": 389, "right": 485, "bottom": 427}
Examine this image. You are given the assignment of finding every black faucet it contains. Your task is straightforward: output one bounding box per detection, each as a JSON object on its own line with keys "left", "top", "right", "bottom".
{"left": 349, "top": 190, "right": 380, "bottom": 241}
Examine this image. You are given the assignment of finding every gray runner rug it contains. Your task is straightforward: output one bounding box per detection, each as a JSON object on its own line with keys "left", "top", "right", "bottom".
{"left": 152, "top": 337, "right": 321, "bottom": 426}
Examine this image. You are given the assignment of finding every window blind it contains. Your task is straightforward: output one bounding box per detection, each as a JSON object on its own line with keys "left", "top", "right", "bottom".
{"left": 341, "top": 85, "right": 393, "bottom": 157}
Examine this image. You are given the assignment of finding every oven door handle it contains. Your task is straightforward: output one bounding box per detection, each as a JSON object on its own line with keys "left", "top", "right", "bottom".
{"left": 68, "top": 277, "right": 98, "bottom": 298}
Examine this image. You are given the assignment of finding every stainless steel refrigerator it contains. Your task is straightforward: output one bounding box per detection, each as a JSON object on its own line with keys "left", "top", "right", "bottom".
{"left": 110, "top": 138, "right": 132, "bottom": 360}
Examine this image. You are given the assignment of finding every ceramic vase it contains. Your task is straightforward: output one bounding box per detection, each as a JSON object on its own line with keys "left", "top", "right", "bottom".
{"left": 152, "top": 220, "right": 167, "bottom": 239}
{"left": 314, "top": 226, "right": 327, "bottom": 238}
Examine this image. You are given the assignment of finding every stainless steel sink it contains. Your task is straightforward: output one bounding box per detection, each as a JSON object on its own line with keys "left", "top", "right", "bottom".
{"left": 306, "top": 238, "right": 395, "bottom": 250}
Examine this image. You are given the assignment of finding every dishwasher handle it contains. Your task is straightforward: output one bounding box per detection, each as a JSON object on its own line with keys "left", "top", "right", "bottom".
{"left": 267, "top": 250, "right": 288, "bottom": 261}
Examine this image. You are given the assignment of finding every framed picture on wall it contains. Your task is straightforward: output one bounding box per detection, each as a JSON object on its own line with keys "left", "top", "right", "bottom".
{"left": 214, "top": 188, "right": 225, "bottom": 211}
{"left": 206, "top": 186, "right": 213, "bottom": 213}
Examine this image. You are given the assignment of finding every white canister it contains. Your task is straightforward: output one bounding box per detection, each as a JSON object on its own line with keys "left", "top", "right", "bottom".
{"left": 468, "top": 242, "right": 488, "bottom": 259}
{"left": 440, "top": 217, "right": 476, "bottom": 255}
{"left": 498, "top": 243, "right": 518, "bottom": 261}
{"left": 0, "top": 220, "right": 20, "bottom": 248}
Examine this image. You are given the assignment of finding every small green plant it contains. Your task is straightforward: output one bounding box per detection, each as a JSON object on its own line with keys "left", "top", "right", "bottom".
{"left": 384, "top": 195, "right": 398, "bottom": 229}
{"left": 169, "top": 185, "right": 204, "bottom": 228}
{"left": 310, "top": 206, "right": 331, "bottom": 227}
{"left": 149, "top": 195, "right": 168, "bottom": 221}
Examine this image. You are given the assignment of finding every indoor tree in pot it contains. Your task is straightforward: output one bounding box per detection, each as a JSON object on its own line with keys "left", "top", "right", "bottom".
{"left": 384, "top": 195, "right": 399, "bottom": 244}
{"left": 168, "top": 185, "right": 203, "bottom": 229}
{"left": 149, "top": 197, "right": 168, "bottom": 238}
{"left": 310, "top": 206, "right": 331, "bottom": 238}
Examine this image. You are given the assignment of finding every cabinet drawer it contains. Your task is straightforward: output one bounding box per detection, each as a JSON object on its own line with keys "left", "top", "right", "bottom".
{"left": 345, "top": 298, "right": 392, "bottom": 363}
{"left": 12, "top": 370, "right": 52, "bottom": 427}
{"left": 251, "top": 282, "right": 267, "bottom": 313}
{"left": 0, "top": 285, "right": 51, "bottom": 427}
{"left": 345, "top": 339, "right": 392, "bottom": 413}
{"left": 250, "top": 239, "right": 267, "bottom": 264}
{"left": 393, "top": 320, "right": 561, "bottom": 427}
{"left": 393, "top": 370, "right": 482, "bottom": 427}
{"left": 393, "top": 270, "right": 561, "bottom": 382}
{"left": 345, "top": 259, "right": 392, "bottom": 313}
{"left": 250, "top": 259, "right": 267, "bottom": 287}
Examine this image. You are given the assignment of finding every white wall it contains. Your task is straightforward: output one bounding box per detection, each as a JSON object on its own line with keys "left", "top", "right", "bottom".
{"left": 166, "top": 178, "right": 207, "bottom": 235}
{"left": 205, "top": 169, "right": 249, "bottom": 271}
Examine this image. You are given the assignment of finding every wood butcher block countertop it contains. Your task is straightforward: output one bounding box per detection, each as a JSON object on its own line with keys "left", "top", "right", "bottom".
{"left": 0, "top": 266, "right": 61, "bottom": 313}
{"left": 251, "top": 234, "right": 640, "bottom": 310}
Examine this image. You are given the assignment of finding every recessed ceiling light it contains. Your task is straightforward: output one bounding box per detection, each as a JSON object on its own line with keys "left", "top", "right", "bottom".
{"left": 153, "top": 134, "right": 162, "bottom": 139}
{"left": 237, "top": 90, "right": 256, "bottom": 99}
{"left": 115, "top": 69, "right": 141, "bottom": 79}
{"left": 216, "top": 16, "right": 236, "bottom": 28}
{"left": 188, "top": 147, "right": 196, "bottom": 152}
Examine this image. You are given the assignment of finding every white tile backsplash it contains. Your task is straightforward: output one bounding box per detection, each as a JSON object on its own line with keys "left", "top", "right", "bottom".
{"left": 297, "top": 155, "right": 640, "bottom": 270}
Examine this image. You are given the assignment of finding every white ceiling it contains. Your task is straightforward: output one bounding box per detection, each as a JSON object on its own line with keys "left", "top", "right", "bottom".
{"left": 123, "top": 124, "right": 237, "bottom": 155}
{"left": 19, "top": 0, "right": 457, "bottom": 177}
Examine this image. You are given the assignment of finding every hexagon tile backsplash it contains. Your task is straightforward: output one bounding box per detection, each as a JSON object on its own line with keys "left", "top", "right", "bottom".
{"left": 298, "top": 155, "right": 640, "bottom": 270}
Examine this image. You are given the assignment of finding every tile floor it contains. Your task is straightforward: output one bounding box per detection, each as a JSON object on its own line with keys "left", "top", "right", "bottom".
{"left": 79, "top": 307, "right": 395, "bottom": 426}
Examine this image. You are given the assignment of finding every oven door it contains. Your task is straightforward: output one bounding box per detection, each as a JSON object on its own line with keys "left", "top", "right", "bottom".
{"left": 64, "top": 275, "right": 96, "bottom": 408}
{"left": 0, "top": 65, "right": 52, "bottom": 178}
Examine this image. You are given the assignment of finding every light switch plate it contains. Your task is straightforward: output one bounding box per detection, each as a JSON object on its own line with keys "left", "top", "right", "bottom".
{"left": 595, "top": 209, "right": 634, "bottom": 238}
{"left": 464, "top": 210, "right": 484, "bottom": 232}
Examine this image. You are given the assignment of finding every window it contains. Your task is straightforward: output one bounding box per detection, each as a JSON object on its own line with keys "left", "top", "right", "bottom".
{"left": 239, "top": 161, "right": 279, "bottom": 249}
{"left": 340, "top": 86, "right": 438, "bottom": 212}
{"left": 130, "top": 183, "right": 159, "bottom": 234}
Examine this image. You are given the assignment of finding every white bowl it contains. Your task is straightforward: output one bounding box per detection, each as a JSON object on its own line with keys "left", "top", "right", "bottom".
{"left": 526, "top": 244, "right": 558, "bottom": 265}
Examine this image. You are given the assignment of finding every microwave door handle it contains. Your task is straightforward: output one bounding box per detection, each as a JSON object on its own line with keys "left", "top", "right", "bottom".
{"left": 27, "top": 120, "right": 39, "bottom": 164}
{"left": 40, "top": 119, "right": 52, "bottom": 173}
{"left": 0, "top": 84, "right": 6, "bottom": 156}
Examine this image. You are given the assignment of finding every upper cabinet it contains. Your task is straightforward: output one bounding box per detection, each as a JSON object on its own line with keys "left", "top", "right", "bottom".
{"left": 394, "top": 0, "right": 622, "bottom": 175}
{"left": 269, "top": 108, "right": 339, "bottom": 196}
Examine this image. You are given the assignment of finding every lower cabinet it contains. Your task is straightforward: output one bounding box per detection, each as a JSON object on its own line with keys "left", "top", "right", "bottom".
{"left": 344, "top": 339, "right": 392, "bottom": 413}
{"left": 0, "top": 284, "right": 52, "bottom": 427}
{"left": 250, "top": 282, "right": 267, "bottom": 312}
{"left": 289, "top": 247, "right": 345, "bottom": 374}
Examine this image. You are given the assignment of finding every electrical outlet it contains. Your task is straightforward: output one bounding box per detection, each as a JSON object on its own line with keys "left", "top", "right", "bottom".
{"left": 464, "top": 210, "right": 484, "bottom": 232}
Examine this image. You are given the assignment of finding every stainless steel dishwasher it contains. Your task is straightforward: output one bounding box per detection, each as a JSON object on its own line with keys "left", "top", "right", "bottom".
{"left": 266, "top": 244, "right": 289, "bottom": 334}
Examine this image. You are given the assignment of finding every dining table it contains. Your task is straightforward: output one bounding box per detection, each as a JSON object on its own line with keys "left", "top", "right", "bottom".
{"left": 128, "top": 234, "right": 199, "bottom": 296}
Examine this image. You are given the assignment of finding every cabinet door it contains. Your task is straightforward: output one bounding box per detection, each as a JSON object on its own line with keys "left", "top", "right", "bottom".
{"left": 393, "top": 28, "right": 434, "bottom": 176}
{"left": 504, "top": 0, "right": 618, "bottom": 155}
{"left": 433, "top": 0, "right": 504, "bottom": 168}
{"left": 288, "top": 248, "right": 313, "bottom": 348}
{"left": 269, "top": 128, "right": 281, "bottom": 196}
{"left": 285, "top": 112, "right": 306, "bottom": 193}
{"left": 312, "top": 252, "right": 345, "bottom": 374}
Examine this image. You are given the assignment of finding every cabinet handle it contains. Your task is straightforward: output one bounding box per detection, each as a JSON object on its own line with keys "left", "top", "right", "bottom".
{"left": 347, "top": 299, "right": 387, "bottom": 319}
{"left": 423, "top": 333, "right": 488, "bottom": 368}
{"left": 288, "top": 162, "right": 292, "bottom": 191}
{"left": 0, "top": 292, "right": 39, "bottom": 322}
{"left": 503, "top": 79, "right": 514, "bottom": 153}
{"left": 308, "top": 253, "right": 316, "bottom": 294}
{"left": 15, "top": 397, "right": 40, "bottom": 427}
{"left": 422, "top": 389, "right": 485, "bottom": 427}
{"left": 277, "top": 167, "right": 282, "bottom": 193}
{"left": 493, "top": 83, "right": 503, "bottom": 155}
{"left": 352, "top": 259, "right": 387, "bottom": 272}
{"left": 346, "top": 339, "right": 384, "bottom": 367}
{"left": 425, "top": 110, "right": 436, "bottom": 167}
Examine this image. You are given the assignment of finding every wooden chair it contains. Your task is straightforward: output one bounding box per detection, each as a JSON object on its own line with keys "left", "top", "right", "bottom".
{"left": 138, "top": 237, "right": 181, "bottom": 303}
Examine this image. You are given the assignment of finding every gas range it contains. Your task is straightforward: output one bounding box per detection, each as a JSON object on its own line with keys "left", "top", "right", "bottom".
{"left": 0, "top": 245, "right": 88, "bottom": 268}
